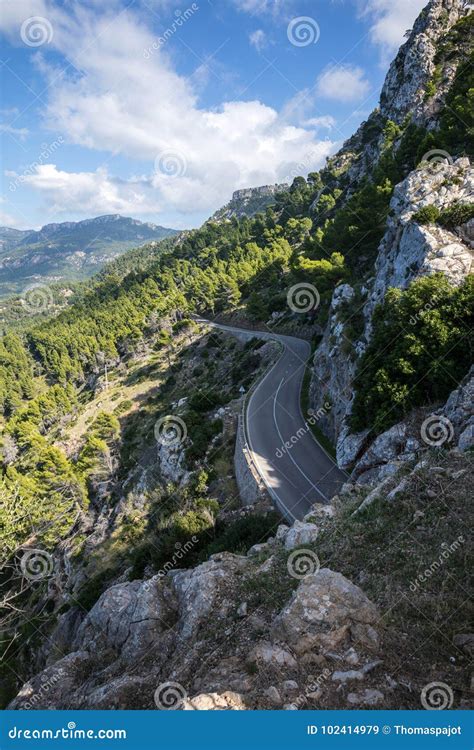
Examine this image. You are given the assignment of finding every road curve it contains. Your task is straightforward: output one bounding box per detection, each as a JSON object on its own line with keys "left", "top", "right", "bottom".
{"left": 195, "top": 318, "right": 348, "bottom": 522}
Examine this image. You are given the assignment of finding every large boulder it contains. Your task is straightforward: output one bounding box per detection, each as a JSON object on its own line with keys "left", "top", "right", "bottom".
{"left": 73, "top": 576, "right": 177, "bottom": 663}
{"left": 284, "top": 520, "right": 319, "bottom": 550}
{"left": 170, "top": 553, "right": 249, "bottom": 640}
{"left": 271, "top": 569, "right": 379, "bottom": 655}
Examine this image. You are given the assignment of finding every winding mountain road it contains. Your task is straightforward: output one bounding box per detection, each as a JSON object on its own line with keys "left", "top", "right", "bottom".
{"left": 196, "top": 318, "right": 348, "bottom": 522}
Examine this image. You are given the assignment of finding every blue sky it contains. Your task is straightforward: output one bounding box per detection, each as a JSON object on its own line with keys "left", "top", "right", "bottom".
{"left": 0, "top": 0, "right": 427, "bottom": 230}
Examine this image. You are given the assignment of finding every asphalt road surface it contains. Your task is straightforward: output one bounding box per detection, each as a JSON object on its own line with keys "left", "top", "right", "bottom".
{"left": 196, "top": 318, "right": 348, "bottom": 522}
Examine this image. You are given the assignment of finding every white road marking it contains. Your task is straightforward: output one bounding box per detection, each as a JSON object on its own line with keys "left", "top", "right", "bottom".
{"left": 246, "top": 351, "right": 298, "bottom": 522}
{"left": 272, "top": 377, "right": 329, "bottom": 504}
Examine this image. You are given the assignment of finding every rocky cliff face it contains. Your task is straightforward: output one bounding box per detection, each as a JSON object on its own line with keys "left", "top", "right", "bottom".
{"left": 209, "top": 183, "right": 289, "bottom": 223}
{"left": 380, "top": 0, "right": 466, "bottom": 126}
{"left": 310, "top": 157, "right": 473, "bottom": 465}
{"left": 329, "top": 0, "right": 470, "bottom": 188}
{"left": 369, "top": 158, "right": 472, "bottom": 304}
{"left": 309, "top": 0, "right": 473, "bottom": 477}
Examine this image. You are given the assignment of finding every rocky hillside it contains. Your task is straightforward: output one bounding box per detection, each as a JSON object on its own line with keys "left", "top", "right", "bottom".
{"left": 308, "top": 0, "right": 473, "bottom": 478}
{"left": 209, "top": 184, "right": 289, "bottom": 223}
{"left": 310, "top": 157, "right": 473, "bottom": 468}
{"left": 0, "top": 215, "right": 177, "bottom": 298}
{"left": 1, "top": 0, "right": 472, "bottom": 712}
{"left": 9, "top": 441, "right": 472, "bottom": 710}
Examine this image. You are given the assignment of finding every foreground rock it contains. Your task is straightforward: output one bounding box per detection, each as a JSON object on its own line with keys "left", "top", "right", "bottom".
{"left": 9, "top": 538, "right": 382, "bottom": 710}
{"left": 182, "top": 691, "right": 247, "bottom": 710}
{"left": 271, "top": 569, "right": 379, "bottom": 656}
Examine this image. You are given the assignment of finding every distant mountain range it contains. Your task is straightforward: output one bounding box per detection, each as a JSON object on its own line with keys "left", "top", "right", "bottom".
{"left": 0, "top": 214, "right": 178, "bottom": 298}
{"left": 0, "top": 187, "right": 290, "bottom": 300}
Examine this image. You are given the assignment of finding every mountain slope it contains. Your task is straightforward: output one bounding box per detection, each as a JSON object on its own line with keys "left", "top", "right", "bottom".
{"left": 0, "top": 214, "right": 178, "bottom": 298}
{"left": 0, "top": 0, "right": 472, "bottom": 711}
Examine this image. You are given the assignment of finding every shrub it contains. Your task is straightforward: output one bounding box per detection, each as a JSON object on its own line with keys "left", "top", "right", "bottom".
{"left": 188, "top": 389, "right": 224, "bottom": 412}
{"left": 185, "top": 412, "right": 223, "bottom": 463}
{"left": 172, "top": 318, "right": 195, "bottom": 333}
{"left": 438, "top": 202, "right": 474, "bottom": 229}
{"left": 412, "top": 204, "right": 440, "bottom": 224}
{"left": 243, "top": 337, "right": 264, "bottom": 351}
{"left": 413, "top": 203, "right": 474, "bottom": 229}
{"left": 114, "top": 399, "right": 133, "bottom": 415}
{"left": 199, "top": 511, "right": 281, "bottom": 559}
{"left": 424, "top": 80, "right": 436, "bottom": 99}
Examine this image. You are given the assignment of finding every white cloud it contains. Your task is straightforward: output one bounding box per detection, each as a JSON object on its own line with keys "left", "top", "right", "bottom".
{"left": 302, "top": 116, "right": 336, "bottom": 130}
{"left": 230, "top": 0, "right": 291, "bottom": 16}
{"left": 0, "top": 0, "right": 49, "bottom": 27}
{"left": 316, "top": 65, "right": 370, "bottom": 103}
{"left": 249, "top": 29, "right": 267, "bottom": 51}
{"left": 11, "top": 164, "right": 159, "bottom": 216}
{"left": 0, "top": 0, "right": 337, "bottom": 221}
{"left": 357, "top": 0, "right": 427, "bottom": 58}
{"left": 0, "top": 122, "right": 29, "bottom": 140}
